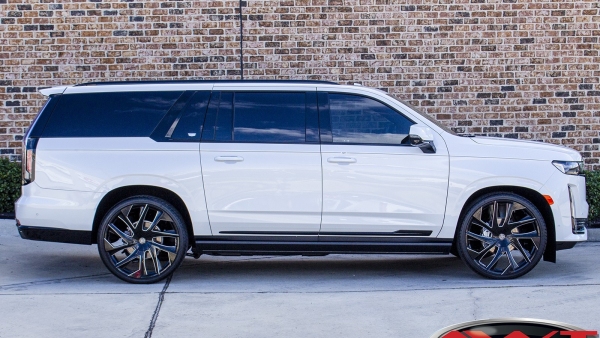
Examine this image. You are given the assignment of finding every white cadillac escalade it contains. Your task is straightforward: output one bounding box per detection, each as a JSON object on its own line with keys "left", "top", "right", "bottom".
{"left": 15, "top": 80, "right": 588, "bottom": 283}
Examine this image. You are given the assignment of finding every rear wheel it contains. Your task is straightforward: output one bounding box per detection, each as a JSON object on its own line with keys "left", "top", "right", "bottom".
{"left": 97, "top": 196, "right": 188, "bottom": 284}
{"left": 457, "top": 193, "right": 547, "bottom": 279}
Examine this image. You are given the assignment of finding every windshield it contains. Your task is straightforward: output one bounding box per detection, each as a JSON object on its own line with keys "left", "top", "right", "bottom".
{"left": 395, "top": 98, "right": 457, "bottom": 136}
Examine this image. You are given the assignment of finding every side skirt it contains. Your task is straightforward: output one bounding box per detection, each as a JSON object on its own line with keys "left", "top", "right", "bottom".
{"left": 195, "top": 236, "right": 452, "bottom": 256}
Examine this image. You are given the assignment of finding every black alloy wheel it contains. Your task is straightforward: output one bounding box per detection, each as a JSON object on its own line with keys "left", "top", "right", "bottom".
{"left": 97, "top": 196, "right": 188, "bottom": 284}
{"left": 457, "top": 193, "right": 547, "bottom": 279}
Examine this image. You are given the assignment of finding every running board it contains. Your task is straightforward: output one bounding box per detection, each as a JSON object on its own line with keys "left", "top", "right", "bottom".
{"left": 194, "top": 238, "right": 452, "bottom": 256}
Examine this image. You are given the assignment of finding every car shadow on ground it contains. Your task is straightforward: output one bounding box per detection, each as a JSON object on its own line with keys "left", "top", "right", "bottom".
{"left": 174, "top": 254, "right": 475, "bottom": 281}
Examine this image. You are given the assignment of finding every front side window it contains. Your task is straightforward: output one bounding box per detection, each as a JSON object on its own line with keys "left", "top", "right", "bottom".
{"left": 233, "top": 92, "right": 306, "bottom": 143}
{"left": 329, "top": 93, "right": 414, "bottom": 145}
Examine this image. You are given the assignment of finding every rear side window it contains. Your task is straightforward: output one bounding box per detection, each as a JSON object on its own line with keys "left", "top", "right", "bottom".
{"left": 329, "top": 93, "right": 414, "bottom": 145}
{"left": 203, "top": 92, "right": 309, "bottom": 143}
{"left": 42, "top": 91, "right": 183, "bottom": 137}
{"left": 233, "top": 92, "right": 306, "bottom": 143}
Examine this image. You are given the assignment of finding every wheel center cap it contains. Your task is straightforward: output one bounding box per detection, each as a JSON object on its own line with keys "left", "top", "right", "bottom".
{"left": 498, "top": 234, "right": 506, "bottom": 240}
{"left": 138, "top": 237, "right": 147, "bottom": 245}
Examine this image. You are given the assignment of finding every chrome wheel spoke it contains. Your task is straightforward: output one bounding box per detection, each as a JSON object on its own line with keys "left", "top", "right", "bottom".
{"left": 147, "top": 211, "right": 164, "bottom": 232}
{"left": 485, "top": 248, "right": 503, "bottom": 270}
{"left": 506, "top": 248, "right": 520, "bottom": 270}
{"left": 467, "top": 231, "right": 496, "bottom": 245}
{"left": 499, "top": 202, "right": 514, "bottom": 228}
{"left": 150, "top": 241, "right": 177, "bottom": 254}
{"left": 115, "top": 249, "right": 139, "bottom": 268}
{"left": 512, "top": 239, "right": 532, "bottom": 263}
{"left": 128, "top": 258, "right": 143, "bottom": 278}
{"left": 141, "top": 251, "right": 149, "bottom": 276}
{"left": 104, "top": 239, "right": 135, "bottom": 256}
{"left": 150, "top": 247, "right": 163, "bottom": 274}
{"left": 151, "top": 229, "right": 179, "bottom": 239}
{"left": 511, "top": 230, "right": 539, "bottom": 239}
{"left": 108, "top": 223, "right": 132, "bottom": 242}
{"left": 475, "top": 243, "right": 496, "bottom": 262}
{"left": 138, "top": 204, "right": 149, "bottom": 231}
{"left": 491, "top": 201, "right": 499, "bottom": 228}
{"left": 117, "top": 214, "right": 136, "bottom": 234}
{"left": 507, "top": 216, "right": 536, "bottom": 231}
{"left": 471, "top": 215, "right": 491, "bottom": 230}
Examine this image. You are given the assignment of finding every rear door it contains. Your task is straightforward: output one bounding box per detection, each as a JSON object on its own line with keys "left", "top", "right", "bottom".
{"left": 318, "top": 91, "right": 450, "bottom": 239}
{"left": 200, "top": 86, "right": 322, "bottom": 238}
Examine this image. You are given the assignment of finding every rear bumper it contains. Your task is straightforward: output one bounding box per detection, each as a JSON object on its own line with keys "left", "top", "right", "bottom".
{"left": 15, "top": 182, "right": 98, "bottom": 232}
{"left": 16, "top": 222, "right": 92, "bottom": 245}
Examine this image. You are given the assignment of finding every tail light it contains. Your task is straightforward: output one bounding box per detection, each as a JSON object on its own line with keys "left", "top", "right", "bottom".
{"left": 22, "top": 137, "right": 38, "bottom": 185}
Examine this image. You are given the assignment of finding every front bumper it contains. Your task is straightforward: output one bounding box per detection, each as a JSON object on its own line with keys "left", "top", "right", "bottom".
{"left": 539, "top": 171, "right": 588, "bottom": 243}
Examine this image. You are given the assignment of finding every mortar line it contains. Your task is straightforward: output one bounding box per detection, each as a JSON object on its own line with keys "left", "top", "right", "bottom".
{"left": 144, "top": 275, "right": 172, "bottom": 338}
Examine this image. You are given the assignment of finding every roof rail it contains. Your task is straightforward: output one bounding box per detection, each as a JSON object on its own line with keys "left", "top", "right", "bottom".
{"left": 74, "top": 80, "right": 339, "bottom": 87}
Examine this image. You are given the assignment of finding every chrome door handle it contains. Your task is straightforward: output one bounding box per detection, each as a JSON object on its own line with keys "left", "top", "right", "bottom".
{"left": 327, "top": 157, "right": 357, "bottom": 164}
{"left": 214, "top": 156, "right": 244, "bottom": 162}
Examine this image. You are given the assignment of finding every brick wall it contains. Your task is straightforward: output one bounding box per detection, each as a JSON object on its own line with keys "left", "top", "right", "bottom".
{"left": 1, "top": 0, "right": 599, "bottom": 167}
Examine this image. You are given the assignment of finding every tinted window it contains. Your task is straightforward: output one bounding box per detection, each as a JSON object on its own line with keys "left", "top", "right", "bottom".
{"left": 167, "top": 91, "right": 210, "bottom": 141}
{"left": 43, "top": 91, "right": 183, "bottom": 137}
{"left": 233, "top": 92, "right": 306, "bottom": 143}
{"left": 329, "top": 94, "right": 414, "bottom": 145}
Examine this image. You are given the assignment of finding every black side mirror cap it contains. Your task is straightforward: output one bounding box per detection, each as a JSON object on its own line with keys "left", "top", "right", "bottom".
{"left": 408, "top": 134, "right": 436, "bottom": 153}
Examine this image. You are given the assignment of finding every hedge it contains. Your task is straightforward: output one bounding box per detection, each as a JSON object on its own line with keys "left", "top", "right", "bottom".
{"left": 585, "top": 170, "right": 600, "bottom": 222}
{"left": 0, "top": 158, "right": 21, "bottom": 213}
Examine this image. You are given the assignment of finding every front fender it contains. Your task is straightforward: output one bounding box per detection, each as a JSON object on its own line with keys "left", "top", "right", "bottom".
{"left": 437, "top": 157, "right": 555, "bottom": 238}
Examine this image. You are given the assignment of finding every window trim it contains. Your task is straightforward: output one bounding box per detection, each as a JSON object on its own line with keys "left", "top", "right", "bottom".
{"left": 320, "top": 92, "right": 416, "bottom": 147}
{"left": 150, "top": 91, "right": 196, "bottom": 142}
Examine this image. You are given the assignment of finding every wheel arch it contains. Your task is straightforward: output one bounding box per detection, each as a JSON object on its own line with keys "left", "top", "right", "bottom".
{"left": 450, "top": 185, "right": 556, "bottom": 263}
{"left": 91, "top": 185, "right": 196, "bottom": 249}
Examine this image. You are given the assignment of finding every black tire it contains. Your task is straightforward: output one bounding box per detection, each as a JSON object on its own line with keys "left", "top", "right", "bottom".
{"left": 456, "top": 193, "right": 547, "bottom": 279}
{"left": 97, "top": 196, "right": 188, "bottom": 284}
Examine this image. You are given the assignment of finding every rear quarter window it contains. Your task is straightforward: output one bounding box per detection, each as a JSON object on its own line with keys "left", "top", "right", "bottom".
{"left": 42, "top": 91, "right": 183, "bottom": 137}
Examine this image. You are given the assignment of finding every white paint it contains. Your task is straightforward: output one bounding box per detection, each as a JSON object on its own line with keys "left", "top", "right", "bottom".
{"left": 17, "top": 82, "right": 588, "bottom": 247}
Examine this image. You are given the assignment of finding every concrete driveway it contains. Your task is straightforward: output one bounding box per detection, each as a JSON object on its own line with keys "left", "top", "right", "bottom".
{"left": 1, "top": 219, "right": 599, "bottom": 337}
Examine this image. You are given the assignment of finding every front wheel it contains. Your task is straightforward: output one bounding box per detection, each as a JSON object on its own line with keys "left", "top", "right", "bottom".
{"left": 97, "top": 196, "right": 188, "bottom": 284}
{"left": 456, "top": 193, "right": 547, "bottom": 279}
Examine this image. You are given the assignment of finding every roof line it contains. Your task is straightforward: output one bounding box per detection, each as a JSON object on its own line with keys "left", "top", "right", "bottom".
{"left": 74, "top": 80, "right": 339, "bottom": 87}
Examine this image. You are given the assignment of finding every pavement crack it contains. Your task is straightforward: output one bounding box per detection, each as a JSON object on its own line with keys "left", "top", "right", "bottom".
{"left": 144, "top": 275, "right": 172, "bottom": 338}
{"left": 469, "top": 289, "right": 480, "bottom": 320}
{"left": 0, "top": 273, "right": 111, "bottom": 291}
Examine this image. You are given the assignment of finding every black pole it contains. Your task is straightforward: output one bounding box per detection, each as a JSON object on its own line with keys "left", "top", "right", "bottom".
{"left": 239, "top": 0, "right": 244, "bottom": 80}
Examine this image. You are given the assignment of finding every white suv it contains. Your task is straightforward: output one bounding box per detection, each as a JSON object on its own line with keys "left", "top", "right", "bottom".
{"left": 15, "top": 80, "right": 588, "bottom": 283}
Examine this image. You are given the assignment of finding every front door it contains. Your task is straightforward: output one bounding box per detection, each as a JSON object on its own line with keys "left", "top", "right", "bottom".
{"left": 200, "top": 90, "right": 322, "bottom": 238}
{"left": 318, "top": 92, "right": 450, "bottom": 238}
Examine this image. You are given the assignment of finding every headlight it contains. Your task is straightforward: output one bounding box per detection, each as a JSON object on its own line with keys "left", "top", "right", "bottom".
{"left": 552, "top": 160, "right": 583, "bottom": 175}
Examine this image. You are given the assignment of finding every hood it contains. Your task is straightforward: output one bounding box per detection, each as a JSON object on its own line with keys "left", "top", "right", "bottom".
{"left": 468, "top": 136, "right": 582, "bottom": 161}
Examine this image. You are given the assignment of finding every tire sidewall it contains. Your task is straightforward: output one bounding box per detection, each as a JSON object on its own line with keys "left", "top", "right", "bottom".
{"left": 457, "top": 193, "right": 548, "bottom": 279}
{"left": 97, "top": 195, "right": 189, "bottom": 284}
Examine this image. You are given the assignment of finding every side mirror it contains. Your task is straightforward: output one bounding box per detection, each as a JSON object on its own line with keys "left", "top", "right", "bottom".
{"left": 408, "top": 125, "right": 436, "bottom": 154}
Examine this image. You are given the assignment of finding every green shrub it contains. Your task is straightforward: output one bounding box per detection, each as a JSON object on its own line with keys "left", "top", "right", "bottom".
{"left": 0, "top": 158, "right": 21, "bottom": 213}
{"left": 585, "top": 170, "right": 600, "bottom": 222}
